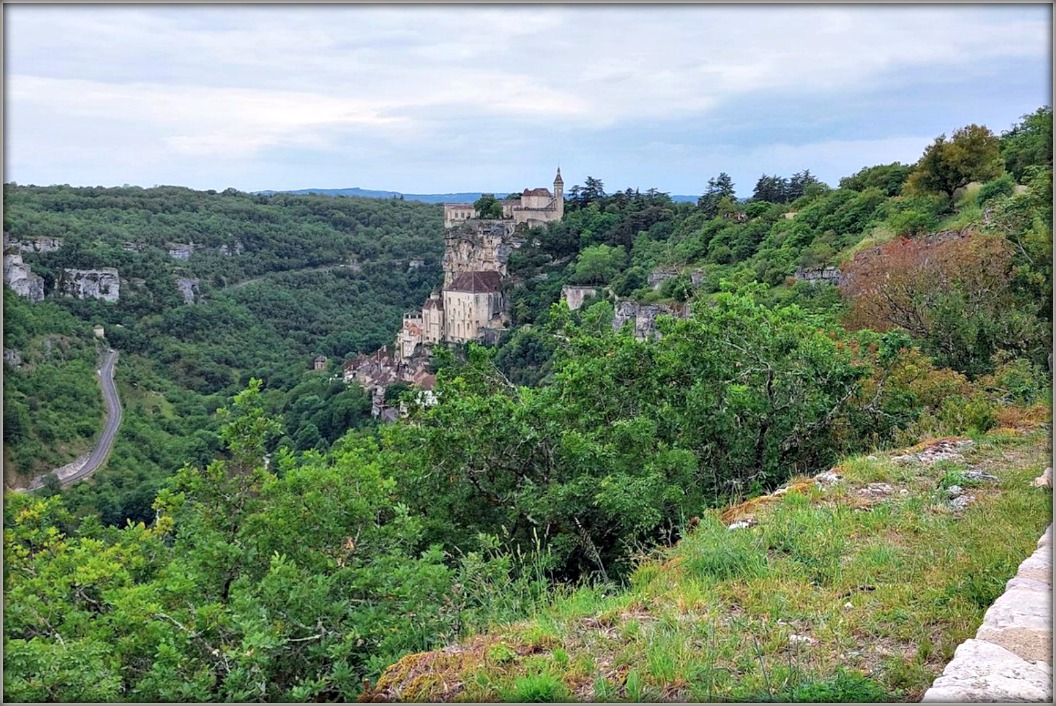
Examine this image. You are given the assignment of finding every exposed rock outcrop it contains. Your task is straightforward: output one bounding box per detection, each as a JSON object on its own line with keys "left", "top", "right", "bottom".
{"left": 4, "top": 348, "right": 24, "bottom": 367}
{"left": 442, "top": 220, "right": 523, "bottom": 288}
{"left": 167, "top": 243, "right": 195, "bottom": 260}
{"left": 648, "top": 268, "right": 679, "bottom": 291}
{"left": 612, "top": 300, "right": 690, "bottom": 339}
{"left": 3, "top": 233, "right": 63, "bottom": 253}
{"left": 174, "top": 276, "right": 200, "bottom": 304}
{"left": 3, "top": 253, "right": 46, "bottom": 302}
{"left": 561, "top": 285, "right": 599, "bottom": 311}
{"left": 59, "top": 268, "right": 120, "bottom": 302}
{"left": 794, "top": 266, "right": 843, "bottom": 286}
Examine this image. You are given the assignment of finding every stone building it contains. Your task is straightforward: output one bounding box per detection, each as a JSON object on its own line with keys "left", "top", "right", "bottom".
{"left": 443, "top": 168, "right": 565, "bottom": 228}
{"left": 443, "top": 271, "right": 505, "bottom": 343}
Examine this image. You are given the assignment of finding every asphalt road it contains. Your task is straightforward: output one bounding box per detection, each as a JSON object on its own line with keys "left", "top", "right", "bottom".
{"left": 25, "top": 348, "right": 122, "bottom": 491}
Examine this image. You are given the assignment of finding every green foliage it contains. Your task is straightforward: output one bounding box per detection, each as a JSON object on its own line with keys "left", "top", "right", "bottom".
{"left": 4, "top": 383, "right": 462, "bottom": 701}
{"left": 977, "top": 173, "right": 1015, "bottom": 205}
{"left": 1000, "top": 106, "right": 1052, "bottom": 182}
{"left": 571, "top": 244, "right": 625, "bottom": 285}
{"left": 905, "top": 124, "right": 1003, "bottom": 204}
{"left": 386, "top": 291, "right": 868, "bottom": 579}
{"left": 474, "top": 193, "right": 505, "bottom": 219}
{"left": 3, "top": 293, "right": 103, "bottom": 476}
{"left": 840, "top": 162, "right": 915, "bottom": 197}
{"left": 503, "top": 670, "right": 570, "bottom": 702}
{"left": 790, "top": 670, "right": 891, "bottom": 702}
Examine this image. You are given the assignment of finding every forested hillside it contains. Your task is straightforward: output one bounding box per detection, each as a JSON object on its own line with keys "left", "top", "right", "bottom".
{"left": 4, "top": 187, "right": 444, "bottom": 518}
{"left": 3, "top": 108, "right": 1052, "bottom": 701}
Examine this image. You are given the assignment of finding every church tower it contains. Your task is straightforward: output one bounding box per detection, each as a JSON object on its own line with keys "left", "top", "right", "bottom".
{"left": 553, "top": 167, "right": 564, "bottom": 220}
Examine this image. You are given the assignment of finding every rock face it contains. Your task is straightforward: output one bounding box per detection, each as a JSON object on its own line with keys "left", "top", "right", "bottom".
{"left": 561, "top": 285, "right": 599, "bottom": 311}
{"left": 174, "top": 276, "right": 200, "bottom": 304}
{"left": 3, "top": 253, "right": 46, "bottom": 302}
{"left": 167, "top": 243, "right": 195, "bottom": 260}
{"left": 4, "top": 348, "right": 23, "bottom": 367}
{"left": 59, "top": 268, "right": 120, "bottom": 302}
{"left": 441, "top": 220, "right": 523, "bottom": 288}
{"left": 218, "top": 240, "right": 244, "bottom": 256}
{"left": 794, "top": 266, "right": 843, "bottom": 286}
{"left": 3, "top": 233, "right": 63, "bottom": 253}
{"left": 648, "top": 268, "right": 679, "bottom": 291}
{"left": 612, "top": 300, "right": 689, "bottom": 340}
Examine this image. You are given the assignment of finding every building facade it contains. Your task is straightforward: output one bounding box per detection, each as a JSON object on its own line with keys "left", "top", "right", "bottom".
{"left": 443, "top": 168, "right": 565, "bottom": 228}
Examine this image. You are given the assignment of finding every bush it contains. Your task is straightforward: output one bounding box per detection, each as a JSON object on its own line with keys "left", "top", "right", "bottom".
{"left": 977, "top": 174, "right": 1016, "bottom": 205}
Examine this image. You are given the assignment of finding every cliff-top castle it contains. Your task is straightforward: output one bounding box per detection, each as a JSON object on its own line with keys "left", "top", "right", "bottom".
{"left": 346, "top": 169, "right": 566, "bottom": 418}
{"left": 443, "top": 168, "right": 564, "bottom": 229}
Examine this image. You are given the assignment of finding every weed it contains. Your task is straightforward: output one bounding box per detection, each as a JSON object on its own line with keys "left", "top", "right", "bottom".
{"left": 486, "top": 643, "right": 518, "bottom": 665}
{"left": 593, "top": 675, "right": 618, "bottom": 701}
{"left": 676, "top": 514, "right": 770, "bottom": 582}
{"left": 791, "top": 669, "right": 892, "bottom": 702}
{"left": 502, "top": 671, "right": 570, "bottom": 703}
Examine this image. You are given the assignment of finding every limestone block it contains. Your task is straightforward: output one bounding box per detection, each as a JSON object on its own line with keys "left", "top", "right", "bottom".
{"left": 1016, "top": 550, "right": 1052, "bottom": 584}
{"left": 1004, "top": 575, "right": 1050, "bottom": 593}
{"left": 1038, "top": 525, "right": 1052, "bottom": 549}
{"left": 921, "top": 639, "right": 1052, "bottom": 702}
{"left": 976, "top": 586, "right": 1052, "bottom": 663}
{"left": 1032, "top": 467, "right": 1052, "bottom": 488}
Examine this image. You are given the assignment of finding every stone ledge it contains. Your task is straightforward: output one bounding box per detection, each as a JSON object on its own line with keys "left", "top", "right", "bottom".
{"left": 976, "top": 586, "right": 1052, "bottom": 663}
{"left": 921, "top": 639, "right": 1052, "bottom": 703}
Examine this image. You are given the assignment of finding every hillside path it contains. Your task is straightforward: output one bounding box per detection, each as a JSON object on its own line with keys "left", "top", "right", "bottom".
{"left": 21, "top": 348, "right": 122, "bottom": 491}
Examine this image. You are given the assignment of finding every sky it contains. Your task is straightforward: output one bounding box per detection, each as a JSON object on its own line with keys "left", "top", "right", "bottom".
{"left": 4, "top": 4, "right": 1051, "bottom": 198}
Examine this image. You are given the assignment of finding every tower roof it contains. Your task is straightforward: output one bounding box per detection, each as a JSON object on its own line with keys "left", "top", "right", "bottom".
{"left": 447, "top": 270, "right": 502, "bottom": 293}
{"left": 554, "top": 167, "right": 563, "bottom": 184}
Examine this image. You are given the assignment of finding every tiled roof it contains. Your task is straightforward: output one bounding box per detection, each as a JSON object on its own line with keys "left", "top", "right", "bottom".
{"left": 447, "top": 270, "right": 502, "bottom": 293}
{"left": 522, "top": 188, "right": 552, "bottom": 197}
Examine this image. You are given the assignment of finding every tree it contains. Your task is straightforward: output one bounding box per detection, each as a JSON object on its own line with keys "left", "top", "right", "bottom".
{"left": 473, "top": 193, "right": 504, "bottom": 219}
{"left": 571, "top": 244, "right": 625, "bottom": 284}
{"left": 697, "top": 172, "right": 736, "bottom": 218}
{"left": 839, "top": 162, "right": 914, "bottom": 197}
{"left": 840, "top": 232, "right": 1043, "bottom": 375}
{"left": 787, "top": 170, "right": 822, "bottom": 202}
{"left": 1000, "top": 106, "right": 1052, "bottom": 182}
{"left": 752, "top": 174, "right": 789, "bottom": 203}
{"left": 905, "top": 124, "right": 1003, "bottom": 205}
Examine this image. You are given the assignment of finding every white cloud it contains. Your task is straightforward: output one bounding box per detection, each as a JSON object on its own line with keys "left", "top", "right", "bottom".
{"left": 3, "top": 4, "right": 1049, "bottom": 190}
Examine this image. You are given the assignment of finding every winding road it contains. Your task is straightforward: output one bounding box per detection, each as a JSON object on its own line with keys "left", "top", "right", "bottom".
{"left": 23, "top": 348, "right": 123, "bottom": 491}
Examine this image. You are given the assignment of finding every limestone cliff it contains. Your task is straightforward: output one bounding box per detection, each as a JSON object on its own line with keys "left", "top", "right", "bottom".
{"left": 3, "top": 253, "right": 46, "bottom": 302}
{"left": 441, "top": 220, "right": 524, "bottom": 288}
{"left": 174, "top": 276, "right": 200, "bottom": 304}
{"left": 3, "top": 233, "right": 64, "bottom": 253}
{"left": 58, "top": 268, "right": 120, "bottom": 302}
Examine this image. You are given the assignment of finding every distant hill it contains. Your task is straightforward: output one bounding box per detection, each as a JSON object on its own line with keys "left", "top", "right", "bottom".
{"left": 257, "top": 187, "right": 700, "bottom": 204}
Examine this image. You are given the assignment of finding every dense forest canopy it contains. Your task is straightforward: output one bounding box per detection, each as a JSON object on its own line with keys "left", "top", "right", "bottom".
{"left": 3, "top": 108, "right": 1052, "bottom": 701}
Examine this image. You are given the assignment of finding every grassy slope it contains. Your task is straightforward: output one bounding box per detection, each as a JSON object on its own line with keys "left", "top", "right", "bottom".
{"left": 369, "top": 426, "right": 1052, "bottom": 703}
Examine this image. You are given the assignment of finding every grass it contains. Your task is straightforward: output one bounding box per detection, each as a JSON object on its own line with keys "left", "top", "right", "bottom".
{"left": 367, "top": 427, "right": 1052, "bottom": 702}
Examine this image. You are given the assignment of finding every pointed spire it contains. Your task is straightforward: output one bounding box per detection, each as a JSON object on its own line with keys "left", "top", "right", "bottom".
{"left": 554, "top": 166, "right": 563, "bottom": 185}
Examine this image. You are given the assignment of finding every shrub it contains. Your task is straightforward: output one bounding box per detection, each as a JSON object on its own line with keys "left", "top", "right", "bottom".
{"left": 977, "top": 174, "right": 1016, "bottom": 205}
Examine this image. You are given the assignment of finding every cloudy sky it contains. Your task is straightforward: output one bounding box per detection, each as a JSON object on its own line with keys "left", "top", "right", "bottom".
{"left": 4, "top": 4, "right": 1051, "bottom": 197}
